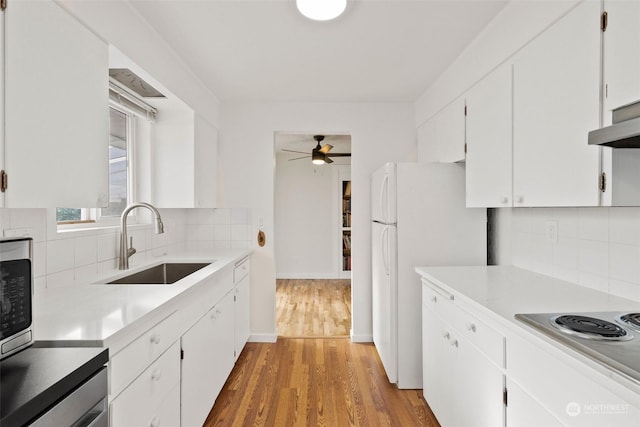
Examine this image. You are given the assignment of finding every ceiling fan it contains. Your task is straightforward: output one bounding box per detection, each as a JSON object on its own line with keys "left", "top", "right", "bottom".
{"left": 282, "top": 135, "right": 351, "bottom": 165}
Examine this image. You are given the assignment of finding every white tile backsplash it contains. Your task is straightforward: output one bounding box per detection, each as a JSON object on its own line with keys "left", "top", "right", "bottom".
{"left": 502, "top": 206, "right": 640, "bottom": 302}
{"left": 0, "top": 207, "right": 251, "bottom": 293}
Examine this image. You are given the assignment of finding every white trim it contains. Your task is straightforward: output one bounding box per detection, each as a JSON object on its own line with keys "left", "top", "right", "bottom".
{"left": 350, "top": 333, "right": 373, "bottom": 343}
{"left": 248, "top": 334, "right": 277, "bottom": 343}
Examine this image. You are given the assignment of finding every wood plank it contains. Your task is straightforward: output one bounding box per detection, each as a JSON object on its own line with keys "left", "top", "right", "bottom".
{"left": 276, "top": 279, "right": 351, "bottom": 337}
{"left": 204, "top": 338, "right": 440, "bottom": 426}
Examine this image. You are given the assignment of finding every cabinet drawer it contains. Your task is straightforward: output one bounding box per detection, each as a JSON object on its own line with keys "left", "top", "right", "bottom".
{"left": 423, "top": 280, "right": 504, "bottom": 367}
{"left": 110, "top": 342, "right": 180, "bottom": 427}
{"left": 450, "top": 310, "right": 504, "bottom": 368}
{"left": 422, "top": 280, "right": 455, "bottom": 321}
{"left": 234, "top": 257, "right": 249, "bottom": 284}
{"left": 110, "top": 311, "right": 182, "bottom": 397}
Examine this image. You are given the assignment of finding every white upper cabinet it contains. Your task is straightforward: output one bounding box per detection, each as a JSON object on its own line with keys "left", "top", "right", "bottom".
{"left": 152, "top": 112, "right": 218, "bottom": 208}
{"left": 603, "top": 0, "right": 640, "bottom": 124}
{"left": 512, "top": 0, "right": 601, "bottom": 207}
{"left": 193, "top": 114, "right": 218, "bottom": 208}
{"left": 465, "top": 63, "right": 513, "bottom": 207}
{"left": 4, "top": 0, "right": 108, "bottom": 208}
{"left": 418, "top": 97, "right": 465, "bottom": 163}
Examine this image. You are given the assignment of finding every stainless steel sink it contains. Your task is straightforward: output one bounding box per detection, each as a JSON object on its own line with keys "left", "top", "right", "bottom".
{"left": 107, "top": 262, "right": 211, "bottom": 284}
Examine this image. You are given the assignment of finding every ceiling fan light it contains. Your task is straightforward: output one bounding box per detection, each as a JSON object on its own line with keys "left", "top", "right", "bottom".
{"left": 312, "top": 150, "right": 326, "bottom": 165}
{"left": 296, "top": 0, "right": 347, "bottom": 21}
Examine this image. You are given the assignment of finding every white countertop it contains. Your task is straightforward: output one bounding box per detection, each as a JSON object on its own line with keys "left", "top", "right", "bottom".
{"left": 415, "top": 265, "right": 639, "bottom": 328}
{"left": 33, "top": 250, "right": 251, "bottom": 348}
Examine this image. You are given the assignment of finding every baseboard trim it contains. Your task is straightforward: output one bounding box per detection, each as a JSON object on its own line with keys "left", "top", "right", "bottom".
{"left": 350, "top": 333, "right": 373, "bottom": 343}
{"left": 248, "top": 334, "right": 277, "bottom": 343}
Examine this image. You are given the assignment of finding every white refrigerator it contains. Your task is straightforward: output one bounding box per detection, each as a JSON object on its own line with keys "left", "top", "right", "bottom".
{"left": 371, "top": 162, "right": 486, "bottom": 389}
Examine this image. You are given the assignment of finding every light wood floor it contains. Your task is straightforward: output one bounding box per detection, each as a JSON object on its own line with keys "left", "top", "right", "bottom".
{"left": 276, "top": 279, "right": 351, "bottom": 337}
{"left": 204, "top": 338, "right": 440, "bottom": 426}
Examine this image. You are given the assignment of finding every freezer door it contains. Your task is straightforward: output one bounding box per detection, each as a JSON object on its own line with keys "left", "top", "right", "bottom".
{"left": 371, "top": 221, "right": 397, "bottom": 384}
{"left": 370, "top": 162, "right": 396, "bottom": 223}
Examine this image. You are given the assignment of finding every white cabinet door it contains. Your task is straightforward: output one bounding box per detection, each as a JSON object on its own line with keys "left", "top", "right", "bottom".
{"left": 234, "top": 271, "right": 251, "bottom": 361}
{"left": 153, "top": 112, "right": 218, "bottom": 208}
{"left": 455, "top": 334, "right": 504, "bottom": 427}
{"left": 422, "top": 304, "right": 453, "bottom": 427}
{"left": 603, "top": 0, "right": 640, "bottom": 123}
{"left": 512, "top": 0, "right": 601, "bottom": 207}
{"left": 465, "top": 63, "right": 513, "bottom": 207}
{"left": 194, "top": 114, "right": 218, "bottom": 208}
{"left": 418, "top": 97, "right": 465, "bottom": 164}
{"left": 506, "top": 379, "right": 563, "bottom": 427}
{"left": 4, "top": 0, "right": 108, "bottom": 208}
{"left": 181, "top": 291, "right": 235, "bottom": 427}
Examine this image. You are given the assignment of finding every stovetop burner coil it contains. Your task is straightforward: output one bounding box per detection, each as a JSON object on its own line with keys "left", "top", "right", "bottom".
{"left": 551, "top": 314, "right": 632, "bottom": 341}
{"left": 617, "top": 312, "right": 640, "bottom": 331}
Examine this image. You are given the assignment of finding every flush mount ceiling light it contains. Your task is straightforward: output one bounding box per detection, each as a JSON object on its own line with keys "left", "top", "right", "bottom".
{"left": 296, "top": 0, "right": 347, "bottom": 21}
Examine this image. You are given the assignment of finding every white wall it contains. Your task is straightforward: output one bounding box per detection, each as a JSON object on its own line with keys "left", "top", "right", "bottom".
{"left": 274, "top": 153, "right": 343, "bottom": 279}
{"left": 219, "top": 102, "right": 416, "bottom": 342}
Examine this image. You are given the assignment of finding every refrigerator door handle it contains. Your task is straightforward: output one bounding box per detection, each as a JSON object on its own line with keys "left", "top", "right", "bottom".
{"left": 381, "top": 225, "right": 390, "bottom": 276}
{"left": 380, "top": 174, "right": 389, "bottom": 223}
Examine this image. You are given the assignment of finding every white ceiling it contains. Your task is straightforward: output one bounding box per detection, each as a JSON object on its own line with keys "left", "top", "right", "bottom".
{"left": 129, "top": 0, "right": 508, "bottom": 103}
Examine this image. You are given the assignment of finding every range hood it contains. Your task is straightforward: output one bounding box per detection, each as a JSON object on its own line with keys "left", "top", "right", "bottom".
{"left": 588, "top": 100, "right": 640, "bottom": 148}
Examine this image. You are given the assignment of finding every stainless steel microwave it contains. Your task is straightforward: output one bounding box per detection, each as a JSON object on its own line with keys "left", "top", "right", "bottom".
{"left": 0, "top": 237, "right": 34, "bottom": 359}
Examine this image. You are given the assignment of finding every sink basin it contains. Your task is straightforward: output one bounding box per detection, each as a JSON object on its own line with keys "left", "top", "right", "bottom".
{"left": 107, "top": 262, "right": 211, "bottom": 284}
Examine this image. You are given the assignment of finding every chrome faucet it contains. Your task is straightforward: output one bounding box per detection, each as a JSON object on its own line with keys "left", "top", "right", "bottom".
{"left": 119, "top": 202, "right": 165, "bottom": 270}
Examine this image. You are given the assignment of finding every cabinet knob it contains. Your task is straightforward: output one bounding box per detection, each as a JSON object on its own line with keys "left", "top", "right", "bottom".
{"left": 515, "top": 195, "right": 524, "bottom": 204}
{"left": 151, "top": 368, "right": 162, "bottom": 381}
{"left": 501, "top": 196, "right": 509, "bottom": 204}
{"left": 431, "top": 295, "right": 437, "bottom": 303}
{"left": 150, "top": 417, "right": 161, "bottom": 427}
{"left": 450, "top": 339, "right": 459, "bottom": 348}
{"left": 442, "top": 331, "right": 450, "bottom": 340}
{"left": 150, "top": 333, "right": 161, "bottom": 345}
{"left": 466, "top": 323, "right": 477, "bottom": 333}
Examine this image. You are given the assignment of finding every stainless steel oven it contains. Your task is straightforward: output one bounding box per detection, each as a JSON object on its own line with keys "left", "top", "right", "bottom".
{"left": 0, "top": 237, "right": 33, "bottom": 359}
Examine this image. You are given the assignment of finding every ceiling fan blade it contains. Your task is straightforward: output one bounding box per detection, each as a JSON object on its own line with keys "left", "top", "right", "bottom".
{"left": 288, "top": 155, "right": 311, "bottom": 161}
{"left": 282, "top": 149, "right": 310, "bottom": 155}
{"left": 326, "top": 153, "right": 351, "bottom": 157}
{"left": 319, "top": 144, "right": 333, "bottom": 154}
{"left": 325, "top": 156, "right": 334, "bottom": 164}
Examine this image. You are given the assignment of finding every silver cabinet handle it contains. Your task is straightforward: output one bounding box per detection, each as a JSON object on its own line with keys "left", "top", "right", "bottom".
{"left": 151, "top": 369, "right": 162, "bottom": 381}
{"left": 466, "top": 323, "right": 476, "bottom": 333}
{"left": 450, "top": 339, "right": 459, "bottom": 348}
{"left": 430, "top": 295, "right": 437, "bottom": 303}
{"left": 442, "top": 331, "right": 450, "bottom": 340}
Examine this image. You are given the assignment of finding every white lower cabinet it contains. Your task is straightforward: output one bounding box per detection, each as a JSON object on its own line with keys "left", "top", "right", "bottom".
{"left": 507, "top": 330, "right": 640, "bottom": 426}
{"left": 233, "top": 257, "right": 251, "bottom": 361}
{"left": 110, "top": 342, "right": 181, "bottom": 427}
{"left": 181, "top": 290, "right": 235, "bottom": 427}
{"left": 506, "top": 379, "right": 563, "bottom": 427}
{"left": 422, "top": 282, "right": 505, "bottom": 427}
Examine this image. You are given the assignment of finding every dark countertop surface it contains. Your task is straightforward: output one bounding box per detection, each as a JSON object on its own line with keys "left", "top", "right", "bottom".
{"left": 0, "top": 343, "right": 108, "bottom": 427}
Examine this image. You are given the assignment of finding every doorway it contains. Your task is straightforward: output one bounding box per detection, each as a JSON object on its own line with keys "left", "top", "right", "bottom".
{"left": 274, "top": 132, "right": 352, "bottom": 337}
